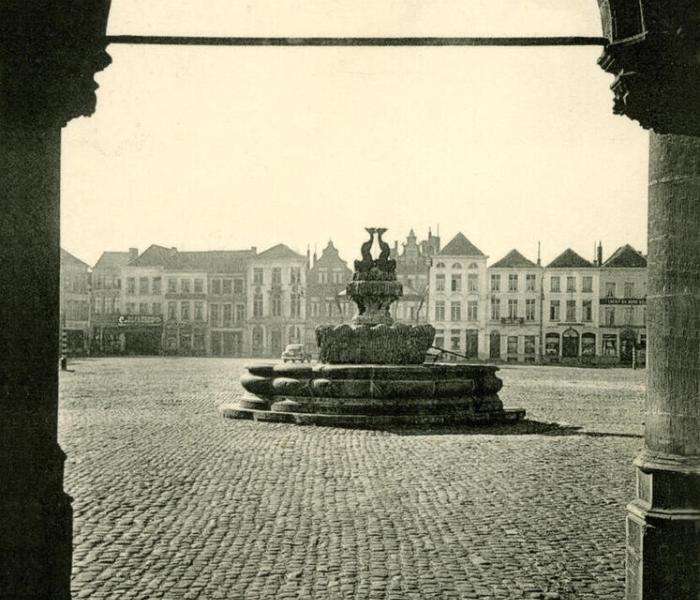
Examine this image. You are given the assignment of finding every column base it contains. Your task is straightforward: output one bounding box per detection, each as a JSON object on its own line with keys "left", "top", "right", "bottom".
{"left": 626, "top": 459, "right": 700, "bottom": 600}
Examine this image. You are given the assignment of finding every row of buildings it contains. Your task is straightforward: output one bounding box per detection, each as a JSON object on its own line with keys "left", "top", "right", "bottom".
{"left": 60, "top": 229, "right": 647, "bottom": 365}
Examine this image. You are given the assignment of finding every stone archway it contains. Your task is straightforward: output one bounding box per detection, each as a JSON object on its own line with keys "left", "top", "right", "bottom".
{"left": 1, "top": 3, "right": 698, "bottom": 599}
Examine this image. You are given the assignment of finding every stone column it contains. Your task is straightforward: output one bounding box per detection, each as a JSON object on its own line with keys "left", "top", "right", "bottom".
{"left": 0, "top": 4, "right": 111, "bottom": 599}
{"left": 624, "top": 133, "right": 700, "bottom": 599}
{"left": 596, "top": 3, "right": 700, "bottom": 597}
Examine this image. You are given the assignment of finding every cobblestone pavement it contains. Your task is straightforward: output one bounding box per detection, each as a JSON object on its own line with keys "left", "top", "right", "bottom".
{"left": 59, "top": 358, "right": 644, "bottom": 599}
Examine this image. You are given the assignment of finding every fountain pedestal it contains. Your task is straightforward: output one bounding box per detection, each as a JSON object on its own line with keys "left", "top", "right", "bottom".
{"left": 221, "top": 227, "right": 525, "bottom": 427}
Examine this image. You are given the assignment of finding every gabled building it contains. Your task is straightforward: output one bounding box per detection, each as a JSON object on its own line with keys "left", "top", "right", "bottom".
{"left": 486, "top": 249, "right": 543, "bottom": 362}
{"left": 598, "top": 244, "right": 647, "bottom": 365}
{"left": 306, "top": 241, "right": 353, "bottom": 354}
{"left": 90, "top": 248, "right": 136, "bottom": 354}
{"left": 60, "top": 248, "right": 91, "bottom": 355}
{"left": 428, "top": 232, "right": 488, "bottom": 359}
{"left": 248, "top": 243, "right": 307, "bottom": 357}
{"left": 392, "top": 229, "right": 440, "bottom": 324}
{"left": 542, "top": 248, "right": 598, "bottom": 363}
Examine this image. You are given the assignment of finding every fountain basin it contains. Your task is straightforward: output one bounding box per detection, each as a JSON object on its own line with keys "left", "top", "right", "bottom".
{"left": 220, "top": 362, "right": 525, "bottom": 427}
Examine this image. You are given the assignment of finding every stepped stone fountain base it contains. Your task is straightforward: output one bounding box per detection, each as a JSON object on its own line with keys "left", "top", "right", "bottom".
{"left": 220, "top": 362, "right": 525, "bottom": 427}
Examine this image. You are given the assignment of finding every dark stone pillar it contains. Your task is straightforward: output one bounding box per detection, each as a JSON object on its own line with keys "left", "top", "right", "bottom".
{"left": 0, "top": 126, "right": 72, "bottom": 599}
{"left": 0, "top": 4, "right": 111, "bottom": 599}
{"left": 625, "top": 133, "right": 700, "bottom": 600}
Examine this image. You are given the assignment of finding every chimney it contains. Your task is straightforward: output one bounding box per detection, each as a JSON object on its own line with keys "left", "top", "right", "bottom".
{"left": 537, "top": 241, "right": 541, "bottom": 266}
{"left": 250, "top": 246, "right": 257, "bottom": 254}
{"left": 128, "top": 247, "right": 138, "bottom": 261}
{"left": 169, "top": 246, "right": 177, "bottom": 257}
{"left": 597, "top": 242, "right": 603, "bottom": 267}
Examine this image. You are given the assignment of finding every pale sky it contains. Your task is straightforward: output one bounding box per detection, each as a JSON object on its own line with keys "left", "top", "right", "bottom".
{"left": 62, "top": 1, "right": 649, "bottom": 267}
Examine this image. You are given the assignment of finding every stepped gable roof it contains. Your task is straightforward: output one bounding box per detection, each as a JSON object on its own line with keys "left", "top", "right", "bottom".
{"left": 603, "top": 244, "right": 647, "bottom": 268}
{"left": 93, "top": 251, "right": 132, "bottom": 270}
{"left": 490, "top": 249, "right": 537, "bottom": 269}
{"left": 60, "top": 248, "right": 90, "bottom": 269}
{"left": 257, "top": 243, "right": 306, "bottom": 260}
{"left": 438, "top": 232, "right": 485, "bottom": 257}
{"left": 546, "top": 248, "right": 594, "bottom": 268}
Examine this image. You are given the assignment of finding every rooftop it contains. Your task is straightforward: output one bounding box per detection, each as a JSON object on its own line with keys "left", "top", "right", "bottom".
{"left": 438, "top": 233, "right": 485, "bottom": 257}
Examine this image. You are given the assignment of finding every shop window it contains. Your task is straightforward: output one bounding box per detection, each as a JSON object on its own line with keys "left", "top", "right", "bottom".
{"left": 545, "top": 333, "right": 560, "bottom": 358}
{"left": 582, "top": 333, "right": 596, "bottom": 357}
{"left": 602, "top": 334, "right": 617, "bottom": 357}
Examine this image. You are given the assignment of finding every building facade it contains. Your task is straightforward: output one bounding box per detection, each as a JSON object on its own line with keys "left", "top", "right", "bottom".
{"left": 391, "top": 229, "right": 440, "bottom": 324}
{"left": 486, "top": 249, "right": 544, "bottom": 363}
{"left": 598, "top": 244, "right": 647, "bottom": 365}
{"left": 60, "top": 248, "right": 91, "bottom": 355}
{"left": 305, "top": 241, "right": 353, "bottom": 355}
{"left": 247, "top": 244, "right": 307, "bottom": 358}
{"left": 428, "top": 232, "right": 488, "bottom": 359}
{"left": 90, "top": 248, "right": 135, "bottom": 354}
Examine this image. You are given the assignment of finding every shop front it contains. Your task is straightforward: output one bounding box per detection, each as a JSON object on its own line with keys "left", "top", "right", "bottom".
{"left": 117, "top": 314, "right": 163, "bottom": 355}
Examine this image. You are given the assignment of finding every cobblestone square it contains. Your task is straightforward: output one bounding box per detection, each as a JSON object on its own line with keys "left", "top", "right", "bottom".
{"left": 59, "top": 358, "right": 644, "bottom": 599}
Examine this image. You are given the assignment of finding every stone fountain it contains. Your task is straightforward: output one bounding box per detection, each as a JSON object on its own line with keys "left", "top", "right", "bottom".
{"left": 221, "top": 228, "right": 525, "bottom": 427}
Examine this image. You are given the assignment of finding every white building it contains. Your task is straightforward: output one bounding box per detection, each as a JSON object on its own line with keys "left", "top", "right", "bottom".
{"left": 428, "top": 232, "right": 488, "bottom": 359}
{"left": 486, "top": 249, "right": 544, "bottom": 362}
{"left": 542, "top": 248, "right": 599, "bottom": 363}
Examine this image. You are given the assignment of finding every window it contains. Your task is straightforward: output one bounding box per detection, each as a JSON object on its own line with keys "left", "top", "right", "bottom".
{"left": 290, "top": 267, "right": 301, "bottom": 285}
{"left": 605, "top": 282, "right": 616, "bottom": 298}
{"left": 318, "top": 270, "right": 328, "bottom": 284}
{"left": 604, "top": 307, "right": 615, "bottom": 326}
{"left": 582, "top": 333, "right": 596, "bottom": 357}
{"left": 452, "top": 263, "right": 462, "bottom": 270}
{"left": 194, "top": 278, "right": 204, "bottom": 294}
{"left": 139, "top": 302, "right": 148, "bottom": 314}
{"left": 566, "top": 276, "right": 576, "bottom": 292}
{"left": 94, "top": 298, "right": 103, "bottom": 314}
{"left": 236, "top": 304, "right": 245, "bottom": 322}
{"left": 194, "top": 301, "right": 204, "bottom": 321}
{"left": 435, "top": 262, "right": 445, "bottom": 269}
{"left": 310, "top": 302, "right": 319, "bottom": 317}
{"left": 624, "top": 282, "right": 634, "bottom": 298}
{"left": 222, "top": 303, "right": 232, "bottom": 325}
{"left": 602, "top": 334, "right": 617, "bottom": 357}
{"left": 467, "top": 273, "right": 478, "bottom": 292}
{"left": 491, "top": 273, "right": 501, "bottom": 292}
{"left": 125, "top": 302, "right": 134, "bottom": 315}
{"left": 550, "top": 276, "right": 560, "bottom": 292}
{"left": 290, "top": 294, "right": 301, "bottom": 318}
{"left": 467, "top": 300, "right": 478, "bottom": 322}
{"left": 550, "top": 300, "right": 560, "bottom": 321}
{"left": 212, "top": 279, "right": 222, "bottom": 295}
{"left": 450, "top": 329, "right": 461, "bottom": 351}
{"left": 507, "top": 336, "right": 518, "bottom": 357}
{"left": 253, "top": 268, "right": 263, "bottom": 285}
{"left": 181, "top": 279, "right": 191, "bottom": 293}
{"left": 167, "top": 301, "right": 177, "bottom": 320}
{"left": 152, "top": 277, "right": 161, "bottom": 295}
{"left": 435, "top": 301, "right": 445, "bottom": 321}
{"left": 642, "top": 307, "right": 646, "bottom": 325}
{"left": 210, "top": 303, "right": 220, "bottom": 325}
{"left": 181, "top": 302, "right": 190, "bottom": 321}
{"left": 450, "top": 301, "right": 461, "bottom": 321}
{"left": 545, "top": 333, "right": 560, "bottom": 357}
{"left": 138, "top": 277, "right": 149, "bottom": 295}
{"left": 233, "top": 278, "right": 244, "bottom": 294}
{"left": 272, "top": 295, "right": 282, "bottom": 317}
{"left": 526, "top": 274, "right": 536, "bottom": 292}
{"left": 525, "top": 299, "right": 536, "bottom": 321}
{"left": 272, "top": 268, "right": 282, "bottom": 286}
{"left": 566, "top": 300, "right": 576, "bottom": 322}
{"left": 508, "top": 299, "right": 518, "bottom": 319}
{"left": 582, "top": 300, "right": 592, "bottom": 322}
{"left": 624, "top": 307, "right": 633, "bottom": 324}
{"left": 326, "top": 301, "right": 334, "bottom": 317}
{"left": 435, "top": 274, "right": 446, "bottom": 291}
{"left": 253, "top": 294, "right": 263, "bottom": 318}
{"left": 508, "top": 274, "right": 518, "bottom": 292}
{"left": 451, "top": 274, "right": 462, "bottom": 292}
{"left": 222, "top": 279, "right": 232, "bottom": 295}
{"left": 434, "top": 330, "right": 444, "bottom": 349}
{"left": 167, "top": 278, "right": 177, "bottom": 293}
{"left": 152, "top": 302, "right": 161, "bottom": 315}
{"left": 126, "top": 277, "right": 135, "bottom": 295}
{"left": 524, "top": 336, "right": 536, "bottom": 357}
{"left": 490, "top": 297, "right": 500, "bottom": 321}
{"left": 582, "top": 276, "right": 592, "bottom": 293}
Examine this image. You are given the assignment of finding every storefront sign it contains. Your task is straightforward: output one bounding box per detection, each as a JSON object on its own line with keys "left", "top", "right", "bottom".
{"left": 599, "top": 297, "right": 646, "bottom": 305}
{"left": 117, "top": 315, "right": 163, "bottom": 326}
